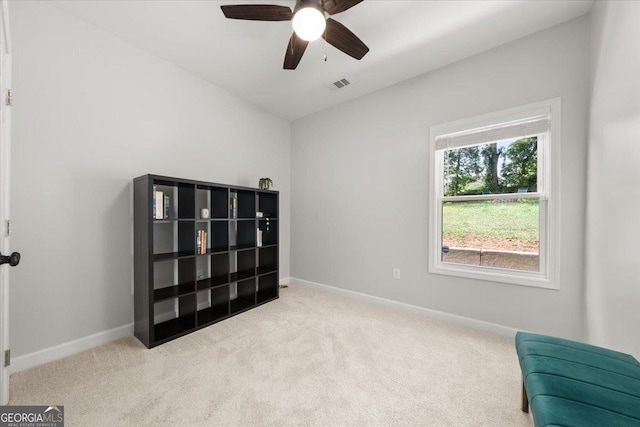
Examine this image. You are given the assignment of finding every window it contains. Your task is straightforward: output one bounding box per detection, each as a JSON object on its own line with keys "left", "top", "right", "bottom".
{"left": 429, "top": 99, "right": 560, "bottom": 288}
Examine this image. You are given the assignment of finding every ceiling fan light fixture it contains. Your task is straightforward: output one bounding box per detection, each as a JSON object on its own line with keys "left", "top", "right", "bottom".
{"left": 292, "top": 7, "right": 326, "bottom": 41}
{"left": 220, "top": 0, "right": 368, "bottom": 70}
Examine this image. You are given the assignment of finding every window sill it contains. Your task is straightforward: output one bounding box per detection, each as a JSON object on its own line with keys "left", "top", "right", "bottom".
{"left": 429, "top": 263, "right": 558, "bottom": 290}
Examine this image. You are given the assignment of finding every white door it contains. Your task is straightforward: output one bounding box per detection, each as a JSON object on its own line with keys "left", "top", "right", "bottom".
{"left": 0, "top": 0, "right": 14, "bottom": 406}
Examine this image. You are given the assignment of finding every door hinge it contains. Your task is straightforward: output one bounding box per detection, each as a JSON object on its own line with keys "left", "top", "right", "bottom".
{"left": 6, "top": 220, "right": 11, "bottom": 237}
{"left": 4, "top": 350, "right": 9, "bottom": 367}
{"left": 6, "top": 89, "right": 12, "bottom": 106}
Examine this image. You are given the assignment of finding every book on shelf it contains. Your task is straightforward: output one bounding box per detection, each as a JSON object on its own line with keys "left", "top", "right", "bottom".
{"left": 256, "top": 228, "right": 263, "bottom": 247}
{"left": 164, "top": 194, "right": 170, "bottom": 219}
{"left": 152, "top": 186, "right": 157, "bottom": 219}
{"left": 230, "top": 196, "right": 238, "bottom": 219}
{"left": 196, "top": 230, "right": 207, "bottom": 254}
{"left": 155, "top": 190, "right": 164, "bottom": 220}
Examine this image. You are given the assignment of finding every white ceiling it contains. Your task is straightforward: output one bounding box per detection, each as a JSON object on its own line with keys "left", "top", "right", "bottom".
{"left": 52, "top": 0, "right": 593, "bottom": 121}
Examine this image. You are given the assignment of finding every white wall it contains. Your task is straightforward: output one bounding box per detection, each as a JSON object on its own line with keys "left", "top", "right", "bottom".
{"left": 291, "top": 17, "right": 589, "bottom": 339}
{"left": 586, "top": 2, "right": 640, "bottom": 357}
{"left": 9, "top": 2, "right": 290, "bottom": 358}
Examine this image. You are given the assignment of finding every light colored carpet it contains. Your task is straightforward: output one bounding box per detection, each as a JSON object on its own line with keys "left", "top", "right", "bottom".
{"left": 10, "top": 284, "right": 532, "bottom": 426}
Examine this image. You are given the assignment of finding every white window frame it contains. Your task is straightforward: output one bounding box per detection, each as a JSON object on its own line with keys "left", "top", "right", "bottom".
{"left": 428, "top": 98, "right": 560, "bottom": 289}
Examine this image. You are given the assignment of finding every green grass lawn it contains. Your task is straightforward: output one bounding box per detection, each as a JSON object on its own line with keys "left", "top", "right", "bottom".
{"left": 443, "top": 199, "right": 539, "bottom": 242}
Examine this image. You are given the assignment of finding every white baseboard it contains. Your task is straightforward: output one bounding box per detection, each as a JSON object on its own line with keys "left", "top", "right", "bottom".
{"left": 291, "top": 278, "right": 520, "bottom": 338}
{"left": 11, "top": 278, "right": 290, "bottom": 374}
{"left": 10, "top": 277, "right": 514, "bottom": 374}
{"left": 10, "top": 323, "right": 134, "bottom": 375}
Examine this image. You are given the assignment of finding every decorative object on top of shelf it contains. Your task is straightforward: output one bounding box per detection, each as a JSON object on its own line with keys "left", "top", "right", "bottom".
{"left": 256, "top": 212, "right": 264, "bottom": 218}
{"left": 258, "top": 177, "right": 273, "bottom": 190}
{"left": 200, "top": 208, "right": 210, "bottom": 219}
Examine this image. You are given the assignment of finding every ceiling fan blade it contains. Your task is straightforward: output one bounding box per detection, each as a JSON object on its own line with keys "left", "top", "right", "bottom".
{"left": 321, "top": 0, "right": 364, "bottom": 15}
{"left": 284, "top": 32, "right": 309, "bottom": 70}
{"left": 220, "top": 4, "right": 293, "bottom": 21}
{"left": 322, "top": 18, "right": 369, "bottom": 60}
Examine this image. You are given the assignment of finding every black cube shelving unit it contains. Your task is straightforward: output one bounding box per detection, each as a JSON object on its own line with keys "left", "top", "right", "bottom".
{"left": 134, "top": 174, "right": 279, "bottom": 348}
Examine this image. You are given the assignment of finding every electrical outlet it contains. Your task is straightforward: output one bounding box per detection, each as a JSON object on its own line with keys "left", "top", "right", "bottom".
{"left": 392, "top": 268, "right": 401, "bottom": 280}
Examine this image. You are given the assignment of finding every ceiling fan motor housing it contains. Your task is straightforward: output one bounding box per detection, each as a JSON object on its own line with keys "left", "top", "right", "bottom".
{"left": 293, "top": 0, "right": 325, "bottom": 16}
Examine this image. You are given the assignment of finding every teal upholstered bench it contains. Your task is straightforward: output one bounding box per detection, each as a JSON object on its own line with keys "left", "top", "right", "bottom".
{"left": 515, "top": 331, "right": 640, "bottom": 427}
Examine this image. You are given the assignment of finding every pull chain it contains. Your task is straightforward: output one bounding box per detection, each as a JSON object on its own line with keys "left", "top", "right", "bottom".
{"left": 323, "top": 26, "right": 328, "bottom": 62}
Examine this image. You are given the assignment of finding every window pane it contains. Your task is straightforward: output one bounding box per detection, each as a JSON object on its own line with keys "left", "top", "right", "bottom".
{"left": 441, "top": 199, "right": 539, "bottom": 272}
{"left": 442, "top": 137, "right": 538, "bottom": 196}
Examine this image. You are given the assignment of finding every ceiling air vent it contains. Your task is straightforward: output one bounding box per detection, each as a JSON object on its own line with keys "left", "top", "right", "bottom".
{"left": 325, "top": 78, "right": 352, "bottom": 91}
{"left": 333, "top": 78, "right": 351, "bottom": 88}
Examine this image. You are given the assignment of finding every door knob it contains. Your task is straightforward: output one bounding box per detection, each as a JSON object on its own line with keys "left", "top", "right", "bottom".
{"left": 0, "top": 252, "right": 20, "bottom": 267}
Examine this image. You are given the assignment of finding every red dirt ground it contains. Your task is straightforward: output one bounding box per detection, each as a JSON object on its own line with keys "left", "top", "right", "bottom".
{"left": 443, "top": 234, "right": 539, "bottom": 253}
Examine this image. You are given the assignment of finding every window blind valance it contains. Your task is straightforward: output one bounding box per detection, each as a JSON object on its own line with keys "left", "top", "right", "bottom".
{"left": 435, "top": 116, "right": 549, "bottom": 151}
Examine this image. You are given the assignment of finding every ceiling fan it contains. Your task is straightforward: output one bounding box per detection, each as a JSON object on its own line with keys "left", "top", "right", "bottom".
{"left": 221, "top": 0, "right": 369, "bottom": 70}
